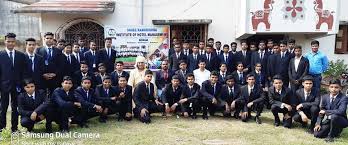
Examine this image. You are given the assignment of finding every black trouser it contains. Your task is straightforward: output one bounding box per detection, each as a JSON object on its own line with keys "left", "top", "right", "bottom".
{"left": 200, "top": 98, "right": 220, "bottom": 116}
{"left": 98, "top": 101, "right": 117, "bottom": 120}
{"left": 59, "top": 106, "right": 81, "bottom": 131}
{"left": 133, "top": 102, "right": 164, "bottom": 123}
{"left": 314, "top": 114, "right": 348, "bottom": 138}
{"left": 271, "top": 104, "right": 294, "bottom": 128}
{"left": 43, "top": 77, "right": 59, "bottom": 96}
{"left": 242, "top": 101, "right": 264, "bottom": 122}
{"left": 217, "top": 100, "right": 244, "bottom": 117}
{"left": 113, "top": 101, "right": 132, "bottom": 121}
{"left": 290, "top": 81, "right": 301, "bottom": 94}
{"left": 181, "top": 99, "right": 200, "bottom": 116}
{"left": 0, "top": 89, "right": 19, "bottom": 131}
{"left": 79, "top": 108, "right": 100, "bottom": 124}
{"left": 20, "top": 111, "right": 50, "bottom": 132}
{"left": 293, "top": 105, "right": 319, "bottom": 130}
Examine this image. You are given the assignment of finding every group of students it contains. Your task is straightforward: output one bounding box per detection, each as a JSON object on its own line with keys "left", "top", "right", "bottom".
{"left": 0, "top": 32, "right": 347, "bottom": 142}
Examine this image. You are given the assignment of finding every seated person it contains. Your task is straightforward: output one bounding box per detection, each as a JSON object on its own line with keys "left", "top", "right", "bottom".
{"left": 293, "top": 75, "right": 320, "bottom": 132}
{"left": 94, "top": 75, "right": 118, "bottom": 123}
{"left": 179, "top": 73, "right": 201, "bottom": 119}
{"left": 161, "top": 75, "right": 183, "bottom": 116}
{"left": 52, "top": 76, "right": 83, "bottom": 132}
{"left": 268, "top": 75, "right": 294, "bottom": 128}
{"left": 219, "top": 75, "right": 242, "bottom": 118}
{"left": 74, "top": 76, "right": 103, "bottom": 127}
{"left": 239, "top": 74, "right": 265, "bottom": 124}
{"left": 18, "top": 79, "right": 52, "bottom": 132}
{"left": 114, "top": 75, "right": 133, "bottom": 121}
{"left": 314, "top": 79, "right": 348, "bottom": 142}
{"left": 133, "top": 70, "right": 164, "bottom": 123}
{"left": 199, "top": 71, "right": 222, "bottom": 120}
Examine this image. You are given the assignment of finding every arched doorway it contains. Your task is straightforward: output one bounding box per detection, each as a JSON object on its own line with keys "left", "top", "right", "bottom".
{"left": 56, "top": 18, "right": 105, "bottom": 50}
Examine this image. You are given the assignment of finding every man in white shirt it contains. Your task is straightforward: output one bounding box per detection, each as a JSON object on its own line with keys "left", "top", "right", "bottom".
{"left": 193, "top": 59, "right": 211, "bottom": 86}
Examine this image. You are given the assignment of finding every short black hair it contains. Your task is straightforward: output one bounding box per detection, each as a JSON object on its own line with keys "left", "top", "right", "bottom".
{"left": 103, "top": 75, "right": 111, "bottom": 81}
{"left": 198, "top": 59, "right": 206, "bottom": 64}
{"left": 206, "top": 45, "right": 213, "bottom": 49}
{"left": 105, "top": 37, "right": 112, "bottom": 41}
{"left": 58, "top": 39, "right": 66, "bottom": 43}
{"left": 199, "top": 40, "right": 205, "bottom": 43}
{"left": 5, "top": 33, "right": 16, "bottom": 40}
{"left": 115, "top": 61, "right": 124, "bottom": 65}
{"left": 302, "top": 75, "right": 313, "bottom": 82}
{"left": 23, "top": 78, "right": 35, "bottom": 86}
{"left": 145, "top": 70, "right": 153, "bottom": 76}
{"left": 179, "top": 59, "right": 187, "bottom": 65}
{"left": 25, "top": 38, "right": 36, "bottom": 44}
{"left": 288, "top": 39, "right": 296, "bottom": 44}
{"left": 215, "top": 41, "right": 221, "bottom": 44}
{"left": 329, "top": 79, "right": 341, "bottom": 87}
{"left": 220, "top": 62, "right": 227, "bottom": 67}
{"left": 246, "top": 74, "right": 255, "bottom": 79}
{"left": 259, "top": 40, "right": 266, "bottom": 44}
{"left": 279, "top": 40, "right": 287, "bottom": 45}
{"left": 208, "top": 38, "right": 214, "bottom": 41}
{"left": 236, "top": 61, "right": 243, "bottom": 66}
{"left": 172, "top": 75, "right": 180, "bottom": 80}
{"left": 80, "top": 61, "right": 88, "bottom": 66}
{"left": 118, "top": 75, "right": 128, "bottom": 80}
{"left": 294, "top": 45, "right": 302, "bottom": 50}
{"left": 186, "top": 73, "right": 195, "bottom": 79}
{"left": 311, "top": 40, "right": 319, "bottom": 46}
{"left": 230, "top": 42, "right": 237, "bottom": 46}
{"left": 225, "top": 75, "right": 235, "bottom": 81}
{"left": 81, "top": 76, "right": 92, "bottom": 82}
{"left": 183, "top": 40, "right": 189, "bottom": 44}
{"left": 240, "top": 39, "right": 248, "bottom": 45}
{"left": 272, "top": 75, "right": 283, "bottom": 82}
{"left": 210, "top": 71, "right": 219, "bottom": 77}
{"left": 44, "top": 32, "right": 54, "bottom": 37}
{"left": 65, "top": 43, "right": 72, "bottom": 47}
{"left": 73, "top": 43, "right": 80, "bottom": 46}
{"left": 98, "top": 63, "right": 106, "bottom": 68}
{"left": 62, "top": 76, "right": 72, "bottom": 82}
{"left": 223, "top": 44, "right": 229, "bottom": 48}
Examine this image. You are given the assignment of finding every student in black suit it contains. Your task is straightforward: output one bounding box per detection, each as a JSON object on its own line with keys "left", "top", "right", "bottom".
{"left": 18, "top": 79, "right": 52, "bottom": 132}
{"left": 288, "top": 45, "right": 309, "bottom": 93}
{"left": 94, "top": 76, "right": 118, "bottom": 123}
{"left": 266, "top": 39, "right": 274, "bottom": 54}
{"left": 61, "top": 43, "right": 79, "bottom": 78}
{"left": 36, "top": 32, "right": 63, "bottom": 94}
{"left": 287, "top": 39, "right": 296, "bottom": 58}
{"left": 98, "top": 38, "right": 117, "bottom": 73}
{"left": 252, "top": 63, "right": 268, "bottom": 90}
{"left": 250, "top": 40, "right": 270, "bottom": 75}
{"left": 293, "top": 76, "right": 320, "bottom": 132}
{"left": 219, "top": 75, "right": 242, "bottom": 118}
{"left": 218, "top": 45, "right": 234, "bottom": 73}
{"left": 199, "top": 71, "right": 222, "bottom": 119}
{"left": 57, "top": 39, "right": 66, "bottom": 51}
{"left": 314, "top": 79, "right": 348, "bottom": 142}
{"left": 187, "top": 45, "right": 200, "bottom": 73}
{"left": 174, "top": 60, "right": 188, "bottom": 85}
{"left": 110, "top": 61, "right": 130, "bottom": 86}
{"left": 133, "top": 70, "right": 164, "bottom": 123}
{"left": 156, "top": 60, "right": 174, "bottom": 98}
{"left": 235, "top": 40, "right": 252, "bottom": 73}
{"left": 182, "top": 40, "right": 192, "bottom": 57}
{"left": 214, "top": 41, "right": 222, "bottom": 56}
{"left": 240, "top": 74, "right": 265, "bottom": 124}
{"left": 78, "top": 36, "right": 90, "bottom": 54}
{"left": 179, "top": 73, "right": 200, "bottom": 119}
{"left": 72, "top": 43, "right": 85, "bottom": 64}
{"left": 52, "top": 76, "right": 82, "bottom": 132}
{"left": 73, "top": 61, "right": 95, "bottom": 89}
{"left": 218, "top": 63, "right": 229, "bottom": 84}
{"left": 0, "top": 33, "right": 28, "bottom": 132}
{"left": 75, "top": 76, "right": 103, "bottom": 127}
{"left": 269, "top": 75, "right": 294, "bottom": 128}
{"left": 95, "top": 63, "right": 109, "bottom": 86}
{"left": 114, "top": 75, "right": 133, "bottom": 121}
{"left": 24, "top": 38, "right": 45, "bottom": 90}
{"left": 84, "top": 41, "right": 99, "bottom": 73}
{"left": 275, "top": 40, "right": 291, "bottom": 88}
{"left": 267, "top": 43, "right": 280, "bottom": 83}
{"left": 202, "top": 45, "right": 220, "bottom": 72}
{"left": 161, "top": 75, "right": 183, "bottom": 116}
{"left": 198, "top": 40, "right": 206, "bottom": 55}
{"left": 169, "top": 43, "right": 187, "bottom": 72}
{"left": 231, "top": 62, "right": 247, "bottom": 86}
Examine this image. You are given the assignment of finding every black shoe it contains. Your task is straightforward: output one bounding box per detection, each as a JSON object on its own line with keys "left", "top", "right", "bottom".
{"left": 191, "top": 114, "right": 197, "bottom": 119}
{"left": 274, "top": 121, "right": 280, "bottom": 127}
{"left": 325, "top": 136, "right": 334, "bottom": 142}
{"left": 301, "top": 122, "right": 308, "bottom": 128}
{"left": 11, "top": 128, "right": 18, "bottom": 133}
{"left": 306, "top": 129, "right": 314, "bottom": 134}
{"left": 255, "top": 116, "right": 262, "bottom": 124}
{"left": 202, "top": 115, "right": 208, "bottom": 120}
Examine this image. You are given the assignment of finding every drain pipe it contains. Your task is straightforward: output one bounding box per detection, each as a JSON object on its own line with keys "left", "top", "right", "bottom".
{"left": 140, "top": 0, "right": 144, "bottom": 25}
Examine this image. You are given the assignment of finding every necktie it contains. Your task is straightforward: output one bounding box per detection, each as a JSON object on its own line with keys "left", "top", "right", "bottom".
{"left": 225, "top": 55, "right": 228, "bottom": 62}
{"left": 222, "top": 73, "right": 225, "bottom": 79}
{"left": 185, "top": 50, "right": 188, "bottom": 56}
{"left": 229, "top": 88, "right": 232, "bottom": 96}
{"left": 182, "top": 70, "right": 186, "bottom": 76}
{"left": 29, "top": 95, "right": 35, "bottom": 104}
{"left": 176, "top": 53, "right": 179, "bottom": 59}
{"left": 330, "top": 97, "right": 335, "bottom": 109}
{"left": 281, "top": 52, "right": 284, "bottom": 58}
{"left": 194, "top": 55, "right": 197, "bottom": 60}
{"left": 250, "top": 88, "right": 254, "bottom": 96}
{"left": 305, "top": 93, "right": 309, "bottom": 101}
{"left": 85, "top": 90, "right": 89, "bottom": 101}
{"left": 9, "top": 51, "right": 14, "bottom": 66}
{"left": 105, "top": 89, "right": 109, "bottom": 96}
{"left": 239, "top": 73, "right": 243, "bottom": 82}
{"left": 207, "top": 54, "right": 210, "bottom": 61}
{"left": 76, "top": 54, "right": 80, "bottom": 63}
{"left": 213, "top": 85, "right": 216, "bottom": 95}
{"left": 30, "top": 56, "right": 34, "bottom": 71}
{"left": 48, "top": 48, "right": 52, "bottom": 60}
{"left": 146, "top": 84, "right": 150, "bottom": 95}
{"left": 260, "top": 51, "right": 264, "bottom": 60}
{"left": 243, "top": 51, "right": 246, "bottom": 57}
{"left": 164, "top": 71, "right": 168, "bottom": 80}
{"left": 67, "top": 55, "right": 71, "bottom": 64}
{"left": 107, "top": 48, "right": 111, "bottom": 58}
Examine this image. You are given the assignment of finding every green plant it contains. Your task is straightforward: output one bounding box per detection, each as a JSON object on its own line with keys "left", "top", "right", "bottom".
{"left": 323, "top": 59, "right": 348, "bottom": 79}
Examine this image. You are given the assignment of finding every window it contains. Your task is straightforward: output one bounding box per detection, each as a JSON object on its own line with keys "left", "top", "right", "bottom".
{"left": 170, "top": 24, "right": 208, "bottom": 47}
{"left": 335, "top": 25, "right": 348, "bottom": 54}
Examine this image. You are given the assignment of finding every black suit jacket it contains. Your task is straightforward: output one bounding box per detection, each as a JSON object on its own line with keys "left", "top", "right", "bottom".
{"left": 251, "top": 71, "right": 268, "bottom": 88}
{"left": 115, "top": 85, "right": 133, "bottom": 113}
{"left": 319, "top": 93, "right": 348, "bottom": 118}
{"left": 133, "top": 81, "right": 156, "bottom": 109}
{"left": 231, "top": 71, "right": 247, "bottom": 86}
{"left": 235, "top": 51, "right": 252, "bottom": 72}
{"left": 35, "top": 46, "right": 62, "bottom": 75}
{"left": 220, "top": 84, "right": 241, "bottom": 104}
{"left": 240, "top": 85, "right": 265, "bottom": 106}
{"left": 98, "top": 48, "right": 117, "bottom": 73}
{"left": 74, "top": 87, "right": 97, "bottom": 110}
{"left": 251, "top": 51, "right": 270, "bottom": 74}
{"left": 294, "top": 88, "right": 320, "bottom": 109}
{"left": 24, "top": 54, "right": 45, "bottom": 89}
{"left": 175, "top": 69, "right": 188, "bottom": 85}
{"left": 187, "top": 53, "right": 201, "bottom": 73}
{"left": 110, "top": 71, "right": 130, "bottom": 86}
{"left": 218, "top": 72, "right": 230, "bottom": 84}
{"left": 201, "top": 53, "right": 220, "bottom": 71}
{"left": 161, "top": 84, "right": 183, "bottom": 104}
{"left": 268, "top": 86, "right": 293, "bottom": 107}
{"left": 200, "top": 80, "right": 222, "bottom": 101}
{"left": 61, "top": 54, "right": 79, "bottom": 77}
{"left": 84, "top": 50, "right": 100, "bottom": 72}
{"left": 155, "top": 69, "right": 174, "bottom": 90}
{"left": 52, "top": 87, "right": 78, "bottom": 110}
{"left": 218, "top": 53, "right": 234, "bottom": 73}
{"left": 288, "top": 56, "right": 309, "bottom": 83}
{"left": 94, "top": 85, "right": 118, "bottom": 104}
{"left": 18, "top": 90, "right": 49, "bottom": 117}
{"left": 275, "top": 52, "right": 291, "bottom": 78}
{"left": 73, "top": 71, "right": 96, "bottom": 88}
{"left": 181, "top": 83, "right": 200, "bottom": 100}
{"left": 169, "top": 52, "right": 187, "bottom": 71}
{"left": 0, "top": 50, "right": 28, "bottom": 92}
